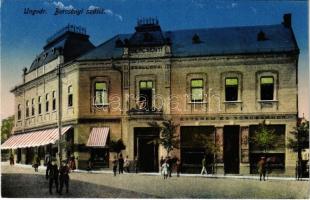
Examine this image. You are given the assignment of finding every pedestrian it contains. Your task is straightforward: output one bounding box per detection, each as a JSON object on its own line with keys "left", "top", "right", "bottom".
{"left": 112, "top": 156, "right": 118, "bottom": 176}
{"left": 69, "top": 155, "right": 76, "bottom": 171}
{"left": 162, "top": 160, "right": 169, "bottom": 179}
{"left": 45, "top": 153, "right": 51, "bottom": 166}
{"left": 118, "top": 154, "right": 124, "bottom": 174}
{"left": 296, "top": 159, "right": 303, "bottom": 181}
{"left": 201, "top": 156, "right": 207, "bottom": 175}
{"left": 46, "top": 161, "right": 52, "bottom": 180}
{"left": 9, "top": 154, "right": 14, "bottom": 166}
{"left": 166, "top": 156, "right": 173, "bottom": 177}
{"left": 124, "top": 156, "right": 130, "bottom": 173}
{"left": 176, "top": 158, "right": 181, "bottom": 177}
{"left": 32, "top": 154, "right": 40, "bottom": 172}
{"left": 47, "top": 159, "right": 59, "bottom": 194}
{"left": 160, "top": 156, "right": 165, "bottom": 174}
{"left": 59, "top": 160, "right": 70, "bottom": 194}
{"left": 134, "top": 156, "right": 139, "bottom": 173}
{"left": 87, "top": 157, "right": 93, "bottom": 173}
{"left": 258, "top": 157, "right": 266, "bottom": 181}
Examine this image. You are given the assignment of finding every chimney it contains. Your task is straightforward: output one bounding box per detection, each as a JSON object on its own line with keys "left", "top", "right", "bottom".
{"left": 283, "top": 13, "right": 291, "bottom": 28}
{"left": 22, "top": 67, "right": 27, "bottom": 83}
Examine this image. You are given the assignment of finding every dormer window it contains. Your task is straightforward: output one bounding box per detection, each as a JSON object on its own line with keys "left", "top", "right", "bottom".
{"left": 192, "top": 34, "right": 201, "bottom": 44}
{"left": 257, "top": 31, "right": 267, "bottom": 41}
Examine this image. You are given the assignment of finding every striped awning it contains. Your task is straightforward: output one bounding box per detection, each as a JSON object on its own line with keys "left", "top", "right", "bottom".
{"left": 1, "top": 126, "right": 72, "bottom": 150}
{"left": 86, "top": 127, "right": 109, "bottom": 148}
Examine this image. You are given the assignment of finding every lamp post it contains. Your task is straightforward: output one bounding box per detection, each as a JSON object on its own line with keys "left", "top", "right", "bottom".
{"left": 57, "top": 63, "right": 63, "bottom": 164}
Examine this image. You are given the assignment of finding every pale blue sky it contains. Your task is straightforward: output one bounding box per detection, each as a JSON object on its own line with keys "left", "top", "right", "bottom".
{"left": 1, "top": 0, "right": 309, "bottom": 119}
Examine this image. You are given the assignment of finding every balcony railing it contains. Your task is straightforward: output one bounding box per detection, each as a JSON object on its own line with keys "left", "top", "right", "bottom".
{"left": 127, "top": 107, "right": 163, "bottom": 115}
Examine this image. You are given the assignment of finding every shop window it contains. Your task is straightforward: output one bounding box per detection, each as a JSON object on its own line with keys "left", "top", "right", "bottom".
{"left": 260, "top": 77, "right": 274, "bottom": 100}
{"left": 94, "top": 82, "right": 108, "bottom": 105}
{"left": 52, "top": 91, "right": 56, "bottom": 111}
{"left": 139, "top": 80, "right": 153, "bottom": 110}
{"left": 31, "top": 98, "right": 35, "bottom": 116}
{"left": 191, "top": 79, "right": 203, "bottom": 102}
{"left": 68, "top": 85, "right": 73, "bottom": 107}
{"left": 17, "top": 104, "right": 22, "bottom": 120}
{"left": 225, "top": 78, "right": 238, "bottom": 101}
{"left": 26, "top": 100, "right": 29, "bottom": 117}
{"left": 38, "top": 96, "right": 42, "bottom": 114}
{"left": 45, "top": 93, "right": 49, "bottom": 112}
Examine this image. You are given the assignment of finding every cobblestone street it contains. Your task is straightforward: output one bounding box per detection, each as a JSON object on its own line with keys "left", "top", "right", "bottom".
{"left": 1, "top": 163, "right": 309, "bottom": 198}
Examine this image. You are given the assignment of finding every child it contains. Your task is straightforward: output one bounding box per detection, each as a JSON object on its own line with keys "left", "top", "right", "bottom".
{"left": 162, "top": 160, "right": 169, "bottom": 179}
{"left": 112, "top": 156, "right": 118, "bottom": 176}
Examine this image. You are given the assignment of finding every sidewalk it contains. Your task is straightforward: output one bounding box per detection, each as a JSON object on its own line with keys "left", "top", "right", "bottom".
{"left": 4, "top": 162, "right": 309, "bottom": 181}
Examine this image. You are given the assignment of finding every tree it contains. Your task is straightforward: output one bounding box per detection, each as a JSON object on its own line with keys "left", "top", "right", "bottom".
{"left": 109, "top": 138, "right": 126, "bottom": 157}
{"left": 1, "top": 115, "right": 14, "bottom": 144}
{"left": 288, "top": 119, "right": 309, "bottom": 160}
{"left": 148, "top": 119, "right": 179, "bottom": 156}
{"left": 249, "top": 120, "right": 279, "bottom": 153}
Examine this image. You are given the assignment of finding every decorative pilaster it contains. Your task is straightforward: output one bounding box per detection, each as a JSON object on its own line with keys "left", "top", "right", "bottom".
{"left": 240, "top": 126, "right": 249, "bottom": 163}
{"left": 215, "top": 127, "right": 224, "bottom": 162}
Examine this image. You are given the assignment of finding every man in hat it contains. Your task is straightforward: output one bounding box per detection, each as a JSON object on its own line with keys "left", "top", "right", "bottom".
{"left": 47, "top": 158, "right": 59, "bottom": 194}
{"left": 59, "top": 160, "right": 70, "bottom": 194}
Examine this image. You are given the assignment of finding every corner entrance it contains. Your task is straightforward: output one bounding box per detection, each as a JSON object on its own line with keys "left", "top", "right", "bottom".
{"left": 134, "top": 127, "right": 159, "bottom": 172}
{"left": 224, "top": 125, "right": 240, "bottom": 174}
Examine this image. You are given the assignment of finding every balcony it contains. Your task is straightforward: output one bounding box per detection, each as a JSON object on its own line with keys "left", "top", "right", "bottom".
{"left": 127, "top": 107, "right": 163, "bottom": 116}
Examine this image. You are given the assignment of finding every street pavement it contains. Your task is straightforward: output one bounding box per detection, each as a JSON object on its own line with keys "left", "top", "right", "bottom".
{"left": 1, "top": 163, "right": 309, "bottom": 198}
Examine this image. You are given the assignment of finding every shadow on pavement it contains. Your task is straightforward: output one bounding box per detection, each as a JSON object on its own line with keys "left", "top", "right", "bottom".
{"left": 1, "top": 173, "right": 158, "bottom": 198}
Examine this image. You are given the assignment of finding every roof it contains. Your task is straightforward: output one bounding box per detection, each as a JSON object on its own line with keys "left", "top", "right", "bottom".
{"left": 29, "top": 30, "right": 94, "bottom": 73}
{"left": 77, "top": 23, "right": 298, "bottom": 61}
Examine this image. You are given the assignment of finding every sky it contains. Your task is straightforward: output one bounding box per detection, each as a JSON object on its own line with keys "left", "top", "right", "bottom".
{"left": 1, "top": 0, "right": 309, "bottom": 120}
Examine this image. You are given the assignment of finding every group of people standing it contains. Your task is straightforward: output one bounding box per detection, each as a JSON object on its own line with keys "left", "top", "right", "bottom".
{"left": 46, "top": 158, "right": 73, "bottom": 195}
{"left": 112, "top": 154, "right": 131, "bottom": 176}
{"left": 160, "top": 156, "right": 181, "bottom": 179}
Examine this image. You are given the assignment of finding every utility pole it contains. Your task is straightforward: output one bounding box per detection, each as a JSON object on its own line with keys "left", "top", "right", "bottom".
{"left": 57, "top": 63, "right": 63, "bottom": 164}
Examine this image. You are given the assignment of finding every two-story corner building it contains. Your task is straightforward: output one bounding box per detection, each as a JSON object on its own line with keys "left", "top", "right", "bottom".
{"left": 3, "top": 14, "right": 299, "bottom": 175}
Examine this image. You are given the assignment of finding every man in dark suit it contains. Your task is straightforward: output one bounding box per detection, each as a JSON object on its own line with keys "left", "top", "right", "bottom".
{"left": 59, "top": 160, "right": 70, "bottom": 194}
{"left": 47, "top": 159, "right": 59, "bottom": 194}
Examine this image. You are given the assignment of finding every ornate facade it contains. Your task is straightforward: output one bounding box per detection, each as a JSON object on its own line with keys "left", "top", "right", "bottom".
{"left": 5, "top": 14, "right": 299, "bottom": 175}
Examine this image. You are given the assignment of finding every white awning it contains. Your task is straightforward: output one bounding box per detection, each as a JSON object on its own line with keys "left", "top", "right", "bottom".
{"left": 1, "top": 126, "right": 72, "bottom": 149}
{"left": 86, "top": 127, "right": 109, "bottom": 148}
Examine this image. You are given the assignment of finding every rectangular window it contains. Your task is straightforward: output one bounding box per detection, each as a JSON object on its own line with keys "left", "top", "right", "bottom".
{"left": 68, "top": 86, "right": 73, "bottom": 107}
{"left": 26, "top": 101, "right": 29, "bottom": 117}
{"left": 52, "top": 91, "right": 56, "bottom": 111}
{"left": 191, "top": 79, "right": 203, "bottom": 102}
{"left": 94, "top": 82, "right": 108, "bottom": 105}
{"left": 139, "top": 80, "right": 153, "bottom": 110}
{"left": 38, "top": 96, "right": 42, "bottom": 115}
{"left": 225, "top": 78, "right": 238, "bottom": 101}
{"left": 31, "top": 98, "right": 35, "bottom": 116}
{"left": 45, "top": 94, "right": 49, "bottom": 112}
{"left": 17, "top": 104, "right": 22, "bottom": 120}
{"left": 260, "top": 77, "right": 274, "bottom": 100}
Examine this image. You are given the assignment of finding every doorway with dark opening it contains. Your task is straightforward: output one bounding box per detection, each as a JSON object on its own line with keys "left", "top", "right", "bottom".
{"left": 224, "top": 125, "right": 240, "bottom": 174}
{"left": 134, "top": 127, "right": 159, "bottom": 172}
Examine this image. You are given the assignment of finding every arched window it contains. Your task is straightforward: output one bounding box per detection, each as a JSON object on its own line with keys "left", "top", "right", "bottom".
{"left": 38, "top": 96, "right": 42, "bottom": 115}
{"left": 68, "top": 86, "right": 73, "bottom": 107}
{"left": 26, "top": 100, "right": 29, "bottom": 117}
{"left": 52, "top": 91, "right": 56, "bottom": 111}
{"left": 31, "top": 98, "right": 35, "bottom": 116}
{"left": 46, "top": 93, "right": 49, "bottom": 112}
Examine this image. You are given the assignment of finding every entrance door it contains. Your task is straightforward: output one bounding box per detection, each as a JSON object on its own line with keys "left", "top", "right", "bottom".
{"left": 134, "top": 127, "right": 159, "bottom": 172}
{"left": 224, "top": 126, "right": 240, "bottom": 174}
